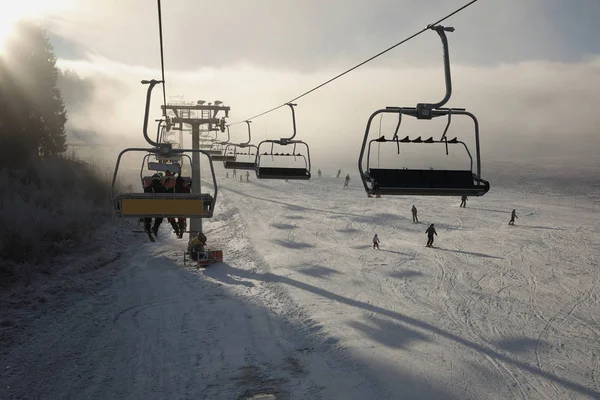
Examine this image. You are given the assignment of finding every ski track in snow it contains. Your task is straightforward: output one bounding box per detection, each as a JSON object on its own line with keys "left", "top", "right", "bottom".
{"left": 2, "top": 175, "right": 600, "bottom": 399}
{"left": 217, "top": 177, "right": 600, "bottom": 399}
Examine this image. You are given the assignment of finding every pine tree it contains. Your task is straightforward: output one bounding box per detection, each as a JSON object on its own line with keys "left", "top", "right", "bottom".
{"left": 57, "top": 69, "right": 94, "bottom": 115}
{"left": 0, "top": 20, "right": 67, "bottom": 163}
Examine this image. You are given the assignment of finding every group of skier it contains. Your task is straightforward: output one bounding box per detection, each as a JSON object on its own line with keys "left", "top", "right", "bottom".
{"left": 225, "top": 169, "right": 251, "bottom": 182}
{"left": 312, "top": 169, "right": 353, "bottom": 189}
{"left": 140, "top": 171, "right": 214, "bottom": 258}
{"left": 141, "top": 165, "right": 521, "bottom": 264}
{"left": 145, "top": 166, "right": 518, "bottom": 252}
{"left": 373, "top": 200, "right": 519, "bottom": 249}
{"left": 142, "top": 171, "right": 189, "bottom": 239}
{"left": 457, "top": 197, "right": 518, "bottom": 224}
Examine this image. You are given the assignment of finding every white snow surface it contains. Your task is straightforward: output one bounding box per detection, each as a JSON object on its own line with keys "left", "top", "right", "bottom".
{"left": 2, "top": 173, "right": 600, "bottom": 399}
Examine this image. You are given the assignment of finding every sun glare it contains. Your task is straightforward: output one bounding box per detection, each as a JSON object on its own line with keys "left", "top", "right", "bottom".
{"left": 0, "top": 0, "right": 73, "bottom": 53}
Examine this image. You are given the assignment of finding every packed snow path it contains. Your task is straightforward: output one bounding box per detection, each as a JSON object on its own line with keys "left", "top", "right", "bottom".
{"left": 2, "top": 173, "right": 599, "bottom": 399}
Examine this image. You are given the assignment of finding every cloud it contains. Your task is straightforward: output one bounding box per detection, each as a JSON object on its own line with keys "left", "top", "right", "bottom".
{"left": 56, "top": 54, "right": 600, "bottom": 173}
{"left": 47, "top": 0, "right": 600, "bottom": 72}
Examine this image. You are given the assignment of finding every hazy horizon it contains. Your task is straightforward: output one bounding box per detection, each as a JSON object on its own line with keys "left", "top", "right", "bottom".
{"left": 4, "top": 0, "right": 598, "bottom": 185}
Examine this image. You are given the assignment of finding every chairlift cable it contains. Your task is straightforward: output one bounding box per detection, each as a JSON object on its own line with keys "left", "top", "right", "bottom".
{"left": 157, "top": 0, "right": 168, "bottom": 117}
{"left": 228, "top": 0, "right": 479, "bottom": 126}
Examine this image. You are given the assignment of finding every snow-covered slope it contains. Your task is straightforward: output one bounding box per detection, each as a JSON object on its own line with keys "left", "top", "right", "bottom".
{"left": 2, "top": 168, "right": 599, "bottom": 399}
{"left": 212, "top": 172, "right": 600, "bottom": 399}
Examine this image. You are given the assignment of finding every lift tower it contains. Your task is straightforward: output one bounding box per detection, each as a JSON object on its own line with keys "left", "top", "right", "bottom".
{"left": 162, "top": 101, "right": 230, "bottom": 241}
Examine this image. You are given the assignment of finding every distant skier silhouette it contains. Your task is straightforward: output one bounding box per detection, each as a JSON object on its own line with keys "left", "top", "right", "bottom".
{"left": 343, "top": 174, "right": 350, "bottom": 188}
{"left": 460, "top": 196, "right": 468, "bottom": 208}
{"left": 317, "top": 169, "right": 322, "bottom": 178}
{"left": 372, "top": 234, "right": 380, "bottom": 250}
{"left": 336, "top": 169, "right": 341, "bottom": 178}
{"left": 508, "top": 209, "right": 518, "bottom": 225}
{"left": 425, "top": 224, "right": 437, "bottom": 247}
{"left": 412, "top": 205, "right": 418, "bottom": 223}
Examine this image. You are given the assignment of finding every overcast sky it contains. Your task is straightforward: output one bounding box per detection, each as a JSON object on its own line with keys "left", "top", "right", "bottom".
{"left": 47, "top": 0, "right": 600, "bottom": 69}
{"left": 28, "top": 0, "right": 600, "bottom": 171}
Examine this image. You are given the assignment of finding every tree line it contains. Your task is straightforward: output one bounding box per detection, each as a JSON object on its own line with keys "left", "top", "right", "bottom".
{"left": 0, "top": 21, "right": 92, "bottom": 167}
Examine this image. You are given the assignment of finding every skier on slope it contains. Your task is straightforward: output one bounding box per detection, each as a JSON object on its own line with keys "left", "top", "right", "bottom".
{"left": 372, "top": 234, "right": 380, "bottom": 250}
{"left": 460, "top": 195, "right": 468, "bottom": 208}
{"left": 343, "top": 174, "right": 350, "bottom": 188}
{"left": 246, "top": 171, "right": 250, "bottom": 182}
{"left": 336, "top": 169, "right": 341, "bottom": 178}
{"left": 317, "top": 169, "right": 322, "bottom": 178}
{"left": 411, "top": 205, "right": 418, "bottom": 223}
{"left": 425, "top": 223, "right": 437, "bottom": 247}
{"left": 508, "top": 209, "right": 518, "bottom": 225}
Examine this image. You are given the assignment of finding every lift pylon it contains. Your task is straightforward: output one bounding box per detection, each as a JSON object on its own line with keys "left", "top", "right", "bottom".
{"left": 160, "top": 100, "right": 230, "bottom": 240}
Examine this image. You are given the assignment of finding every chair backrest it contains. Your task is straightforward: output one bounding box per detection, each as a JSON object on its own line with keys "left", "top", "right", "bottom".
{"left": 256, "top": 167, "right": 310, "bottom": 180}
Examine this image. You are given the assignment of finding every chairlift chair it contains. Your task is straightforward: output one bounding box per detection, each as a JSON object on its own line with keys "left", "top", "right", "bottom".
{"left": 113, "top": 149, "right": 217, "bottom": 219}
{"left": 111, "top": 80, "right": 218, "bottom": 219}
{"left": 155, "top": 141, "right": 182, "bottom": 162}
{"left": 198, "top": 133, "right": 216, "bottom": 150}
{"left": 255, "top": 103, "right": 311, "bottom": 180}
{"left": 144, "top": 152, "right": 183, "bottom": 175}
{"left": 208, "top": 125, "right": 236, "bottom": 162}
{"left": 357, "top": 25, "right": 489, "bottom": 197}
{"left": 224, "top": 121, "right": 258, "bottom": 170}
{"left": 224, "top": 144, "right": 257, "bottom": 169}
{"left": 154, "top": 120, "right": 183, "bottom": 163}
{"left": 210, "top": 149, "right": 236, "bottom": 162}
{"left": 205, "top": 142, "right": 223, "bottom": 156}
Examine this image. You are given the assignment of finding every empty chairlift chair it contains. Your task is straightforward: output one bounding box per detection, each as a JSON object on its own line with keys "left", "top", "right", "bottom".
{"left": 211, "top": 149, "right": 236, "bottom": 162}
{"left": 208, "top": 126, "right": 236, "bottom": 162}
{"left": 224, "top": 121, "right": 258, "bottom": 170}
{"left": 223, "top": 144, "right": 257, "bottom": 170}
{"left": 154, "top": 121, "right": 183, "bottom": 164}
{"left": 205, "top": 143, "right": 223, "bottom": 156}
{"left": 255, "top": 103, "right": 312, "bottom": 180}
{"left": 358, "top": 25, "right": 489, "bottom": 197}
{"left": 362, "top": 129, "right": 489, "bottom": 196}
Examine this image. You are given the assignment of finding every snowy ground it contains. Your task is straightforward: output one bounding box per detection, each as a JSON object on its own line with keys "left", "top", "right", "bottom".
{"left": 2, "top": 167, "right": 600, "bottom": 399}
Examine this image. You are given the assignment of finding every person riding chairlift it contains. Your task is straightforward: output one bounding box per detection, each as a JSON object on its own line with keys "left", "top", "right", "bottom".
{"left": 167, "top": 175, "right": 190, "bottom": 238}
{"left": 143, "top": 174, "right": 166, "bottom": 235}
